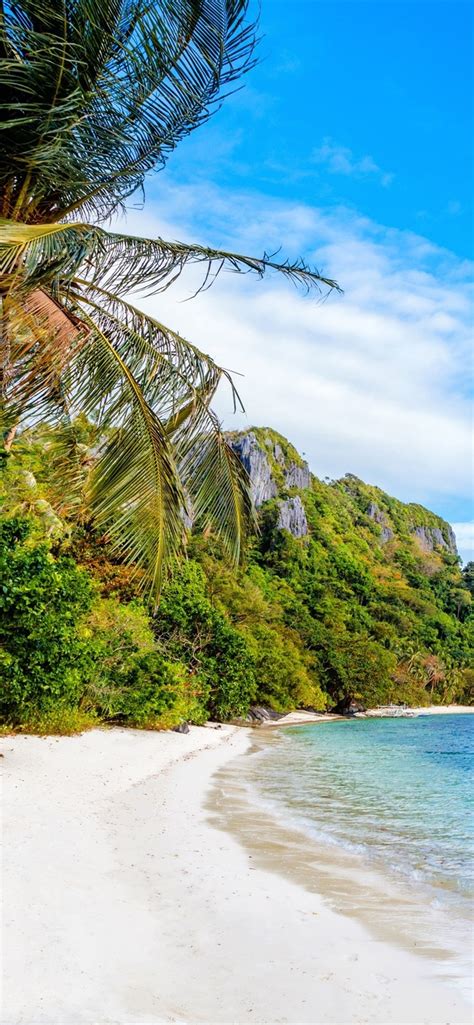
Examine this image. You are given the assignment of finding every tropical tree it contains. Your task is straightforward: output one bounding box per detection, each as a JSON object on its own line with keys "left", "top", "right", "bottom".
{"left": 0, "top": 0, "right": 340, "bottom": 594}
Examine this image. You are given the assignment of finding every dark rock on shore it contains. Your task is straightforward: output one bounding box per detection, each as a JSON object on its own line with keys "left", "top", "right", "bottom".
{"left": 248, "top": 705, "right": 285, "bottom": 724}
{"left": 332, "top": 697, "right": 366, "bottom": 716}
{"left": 232, "top": 705, "right": 286, "bottom": 726}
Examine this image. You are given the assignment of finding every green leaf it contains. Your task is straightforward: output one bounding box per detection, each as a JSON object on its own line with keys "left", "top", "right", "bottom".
{"left": 0, "top": 1, "right": 257, "bottom": 222}
{"left": 0, "top": 219, "right": 341, "bottom": 298}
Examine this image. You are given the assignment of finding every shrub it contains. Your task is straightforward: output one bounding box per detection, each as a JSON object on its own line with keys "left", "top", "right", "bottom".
{"left": 0, "top": 518, "right": 95, "bottom": 725}
{"left": 155, "top": 561, "right": 257, "bottom": 720}
{"left": 110, "top": 651, "right": 207, "bottom": 728}
{"left": 79, "top": 598, "right": 156, "bottom": 717}
{"left": 318, "top": 631, "right": 398, "bottom": 707}
{"left": 244, "top": 623, "right": 327, "bottom": 711}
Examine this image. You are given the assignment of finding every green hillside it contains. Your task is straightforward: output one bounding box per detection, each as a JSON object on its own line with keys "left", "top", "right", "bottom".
{"left": 1, "top": 423, "right": 472, "bottom": 732}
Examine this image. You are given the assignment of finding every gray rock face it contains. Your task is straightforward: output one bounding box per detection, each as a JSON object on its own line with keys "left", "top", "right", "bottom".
{"left": 367, "top": 502, "right": 381, "bottom": 521}
{"left": 285, "top": 461, "right": 311, "bottom": 490}
{"left": 272, "top": 442, "right": 285, "bottom": 465}
{"left": 228, "top": 431, "right": 311, "bottom": 536}
{"left": 367, "top": 501, "right": 393, "bottom": 544}
{"left": 227, "top": 432, "right": 278, "bottom": 507}
{"left": 446, "top": 524, "right": 458, "bottom": 554}
{"left": 412, "top": 524, "right": 457, "bottom": 555}
{"left": 333, "top": 696, "right": 366, "bottom": 716}
{"left": 277, "top": 496, "right": 309, "bottom": 538}
{"left": 228, "top": 432, "right": 312, "bottom": 509}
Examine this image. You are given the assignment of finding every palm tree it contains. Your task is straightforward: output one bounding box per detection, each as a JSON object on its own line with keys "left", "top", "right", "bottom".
{"left": 0, "top": 0, "right": 340, "bottom": 594}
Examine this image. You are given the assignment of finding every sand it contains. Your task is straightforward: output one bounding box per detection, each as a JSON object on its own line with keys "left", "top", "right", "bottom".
{"left": 259, "top": 711, "right": 344, "bottom": 727}
{"left": 1, "top": 724, "right": 472, "bottom": 1025}
{"left": 252, "top": 707, "right": 474, "bottom": 729}
{"left": 363, "top": 705, "right": 474, "bottom": 718}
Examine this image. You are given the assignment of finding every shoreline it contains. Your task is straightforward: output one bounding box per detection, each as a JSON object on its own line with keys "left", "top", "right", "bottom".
{"left": 2, "top": 724, "right": 472, "bottom": 1024}
{"left": 255, "top": 704, "right": 474, "bottom": 729}
{"left": 362, "top": 704, "right": 474, "bottom": 718}
{"left": 209, "top": 729, "right": 473, "bottom": 993}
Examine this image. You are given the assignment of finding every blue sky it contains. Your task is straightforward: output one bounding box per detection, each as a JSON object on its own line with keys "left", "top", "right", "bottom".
{"left": 166, "top": 0, "right": 473, "bottom": 260}
{"left": 118, "top": 0, "right": 473, "bottom": 560}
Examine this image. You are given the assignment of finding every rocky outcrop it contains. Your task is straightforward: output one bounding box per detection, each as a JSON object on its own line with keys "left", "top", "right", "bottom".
{"left": 446, "top": 525, "right": 458, "bottom": 554}
{"left": 228, "top": 431, "right": 310, "bottom": 538}
{"left": 272, "top": 442, "right": 285, "bottom": 465}
{"left": 227, "top": 432, "right": 278, "bottom": 507}
{"left": 285, "top": 461, "right": 311, "bottom": 490}
{"left": 367, "top": 501, "right": 381, "bottom": 520}
{"left": 226, "top": 430, "right": 460, "bottom": 560}
{"left": 228, "top": 431, "right": 312, "bottom": 509}
{"left": 332, "top": 697, "right": 366, "bottom": 716}
{"left": 412, "top": 524, "right": 457, "bottom": 556}
{"left": 365, "top": 499, "right": 457, "bottom": 556}
{"left": 235, "top": 705, "right": 285, "bottom": 726}
{"left": 277, "top": 496, "right": 309, "bottom": 538}
{"left": 367, "top": 501, "right": 393, "bottom": 544}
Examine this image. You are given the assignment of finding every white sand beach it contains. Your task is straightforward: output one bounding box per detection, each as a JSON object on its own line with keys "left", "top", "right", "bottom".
{"left": 1, "top": 725, "right": 472, "bottom": 1025}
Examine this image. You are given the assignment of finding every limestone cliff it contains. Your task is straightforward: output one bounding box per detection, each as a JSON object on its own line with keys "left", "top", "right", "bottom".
{"left": 225, "top": 431, "right": 278, "bottom": 507}
{"left": 227, "top": 427, "right": 312, "bottom": 539}
{"left": 227, "top": 428, "right": 458, "bottom": 559}
{"left": 276, "top": 496, "right": 309, "bottom": 538}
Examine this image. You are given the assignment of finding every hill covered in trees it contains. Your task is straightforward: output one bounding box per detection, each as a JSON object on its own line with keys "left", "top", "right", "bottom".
{"left": 1, "top": 423, "right": 472, "bottom": 732}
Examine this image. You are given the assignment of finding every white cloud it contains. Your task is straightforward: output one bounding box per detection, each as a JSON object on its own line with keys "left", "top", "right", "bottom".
{"left": 114, "top": 183, "right": 473, "bottom": 523}
{"left": 451, "top": 523, "right": 474, "bottom": 567}
{"left": 312, "top": 138, "right": 394, "bottom": 187}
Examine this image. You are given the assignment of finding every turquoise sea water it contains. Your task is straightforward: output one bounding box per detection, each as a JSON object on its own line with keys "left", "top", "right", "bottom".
{"left": 244, "top": 715, "right": 474, "bottom": 916}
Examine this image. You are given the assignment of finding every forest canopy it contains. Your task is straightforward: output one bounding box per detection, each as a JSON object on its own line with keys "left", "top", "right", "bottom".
{"left": 1, "top": 423, "right": 472, "bottom": 733}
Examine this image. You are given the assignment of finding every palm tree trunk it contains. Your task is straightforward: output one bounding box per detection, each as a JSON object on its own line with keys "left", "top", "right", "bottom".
{"left": 3, "top": 424, "right": 16, "bottom": 451}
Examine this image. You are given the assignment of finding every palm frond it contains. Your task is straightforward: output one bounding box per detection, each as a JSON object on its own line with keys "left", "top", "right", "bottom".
{"left": 0, "top": 0, "right": 342, "bottom": 598}
{"left": 70, "top": 281, "right": 240, "bottom": 404}
{"left": 0, "top": 219, "right": 342, "bottom": 298}
{"left": 2, "top": 288, "right": 87, "bottom": 431}
{"left": 63, "top": 307, "right": 187, "bottom": 594}
{"left": 2, "top": 288, "right": 186, "bottom": 592}
{"left": 173, "top": 407, "right": 256, "bottom": 565}
{"left": 0, "top": 0, "right": 257, "bottom": 222}
{"left": 77, "top": 228, "right": 342, "bottom": 297}
{"left": 2, "top": 284, "right": 253, "bottom": 590}
{"left": 70, "top": 289, "right": 255, "bottom": 564}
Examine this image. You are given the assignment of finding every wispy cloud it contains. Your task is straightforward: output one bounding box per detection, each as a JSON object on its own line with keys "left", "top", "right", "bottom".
{"left": 115, "top": 182, "right": 472, "bottom": 527}
{"left": 312, "top": 138, "right": 394, "bottom": 187}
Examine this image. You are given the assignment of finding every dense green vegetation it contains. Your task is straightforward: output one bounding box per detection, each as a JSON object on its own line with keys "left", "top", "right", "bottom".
{"left": 2, "top": 4, "right": 469, "bottom": 735}
{"left": 1, "top": 0, "right": 339, "bottom": 598}
{"left": 1, "top": 425, "right": 472, "bottom": 733}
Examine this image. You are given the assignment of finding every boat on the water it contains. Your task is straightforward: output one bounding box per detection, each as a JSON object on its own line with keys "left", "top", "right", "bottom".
{"left": 366, "top": 705, "right": 419, "bottom": 718}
